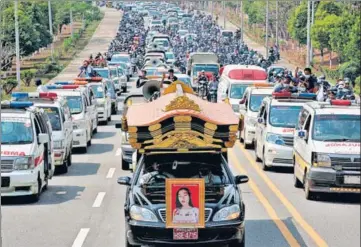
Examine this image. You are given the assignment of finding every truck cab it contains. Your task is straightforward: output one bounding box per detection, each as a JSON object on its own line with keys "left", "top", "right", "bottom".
{"left": 1, "top": 101, "right": 54, "bottom": 202}
{"left": 293, "top": 100, "right": 360, "bottom": 200}
{"left": 254, "top": 92, "right": 317, "bottom": 171}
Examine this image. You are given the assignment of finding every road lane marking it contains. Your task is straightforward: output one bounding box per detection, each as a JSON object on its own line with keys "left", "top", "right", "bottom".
{"left": 236, "top": 142, "right": 328, "bottom": 247}
{"left": 229, "top": 150, "right": 300, "bottom": 247}
{"left": 115, "top": 148, "right": 122, "bottom": 156}
{"left": 72, "top": 228, "right": 90, "bottom": 247}
{"left": 106, "top": 168, "right": 116, "bottom": 178}
{"left": 92, "top": 192, "right": 106, "bottom": 208}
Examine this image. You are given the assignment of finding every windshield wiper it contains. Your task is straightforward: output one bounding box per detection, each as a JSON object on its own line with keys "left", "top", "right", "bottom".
{"left": 322, "top": 138, "right": 358, "bottom": 142}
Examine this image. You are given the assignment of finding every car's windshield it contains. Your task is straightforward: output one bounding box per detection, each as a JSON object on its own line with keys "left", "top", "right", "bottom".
{"left": 178, "top": 30, "right": 188, "bottom": 36}
{"left": 90, "top": 85, "right": 105, "bottom": 98}
{"left": 178, "top": 77, "right": 191, "bottom": 86}
{"left": 94, "top": 69, "right": 109, "bottom": 78}
{"left": 154, "top": 39, "right": 169, "bottom": 47}
{"left": 1, "top": 118, "right": 34, "bottom": 144}
{"left": 111, "top": 56, "right": 130, "bottom": 63}
{"left": 230, "top": 84, "right": 248, "bottom": 99}
{"left": 65, "top": 96, "right": 83, "bottom": 114}
{"left": 312, "top": 115, "right": 360, "bottom": 142}
{"left": 222, "top": 31, "right": 233, "bottom": 37}
{"left": 138, "top": 154, "right": 230, "bottom": 187}
{"left": 38, "top": 107, "right": 62, "bottom": 131}
{"left": 249, "top": 94, "right": 269, "bottom": 112}
{"left": 117, "top": 67, "right": 125, "bottom": 76}
{"left": 152, "top": 20, "right": 161, "bottom": 25}
{"left": 166, "top": 53, "right": 175, "bottom": 59}
{"left": 193, "top": 65, "right": 219, "bottom": 76}
{"left": 269, "top": 105, "right": 302, "bottom": 128}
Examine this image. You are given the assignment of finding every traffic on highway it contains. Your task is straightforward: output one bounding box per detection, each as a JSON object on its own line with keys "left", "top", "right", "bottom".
{"left": 1, "top": 1, "right": 360, "bottom": 247}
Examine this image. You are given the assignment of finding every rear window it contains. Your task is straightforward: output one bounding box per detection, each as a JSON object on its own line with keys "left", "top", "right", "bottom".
{"left": 39, "top": 107, "right": 62, "bottom": 131}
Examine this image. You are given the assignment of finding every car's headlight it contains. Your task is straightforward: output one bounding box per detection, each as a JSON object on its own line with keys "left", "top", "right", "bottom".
{"left": 313, "top": 153, "right": 331, "bottom": 167}
{"left": 232, "top": 104, "right": 239, "bottom": 112}
{"left": 130, "top": 205, "right": 158, "bottom": 222}
{"left": 266, "top": 133, "right": 285, "bottom": 146}
{"left": 213, "top": 204, "right": 240, "bottom": 222}
{"left": 246, "top": 117, "right": 257, "bottom": 126}
{"left": 53, "top": 140, "right": 65, "bottom": 149}
{"left": 13, "top": 157, "right": 34, "bottom": 170}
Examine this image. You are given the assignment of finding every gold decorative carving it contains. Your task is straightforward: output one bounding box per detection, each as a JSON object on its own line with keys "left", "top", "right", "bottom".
{"left": 121, "top": 117, "right": 128, "bottom": 131}
{"left": 131, "top": 143, "right": 141, "bottom": 149}
{"left": 225, "top": 141, "right": 235, "bottom": 148}
{"left": 162, "top": 81, "right": 195, "bottom": 95}
{"left": 165, "top": 96, "right": 201, "bottom": 112}
{"left": 205, "top": 122, "right": 217, "bottom": 130}
{"left": 229, "top": 125, "right": 238, "bottom": 132}
{"left": 149, "top": 123, "right": 161, "bottom": 131}
{"left": 174, "top": 116, "right": 192, "bottom": 122}
{"left": 128, "top": 126, "right": 137, "bottom": 133}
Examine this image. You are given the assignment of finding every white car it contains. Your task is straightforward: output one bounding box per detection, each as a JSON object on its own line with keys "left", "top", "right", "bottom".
{"left": 88, "top": 82, "right": 112, "bottom": 124}
{"left": 1, "top": 101, "right": 55, "bottom": 202}
{"left": 293, "top": 100, "right": 361, "bottom": 200}
{"left": 254, "top": 92, "right": 317, "bottom": 171}
{"left": 47, "top": 85, "right": 93, "bottom": 153}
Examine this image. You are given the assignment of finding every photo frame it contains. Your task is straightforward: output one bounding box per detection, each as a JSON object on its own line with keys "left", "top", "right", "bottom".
{"left": 166, "top": 178, "right": 205, "bottom": 229}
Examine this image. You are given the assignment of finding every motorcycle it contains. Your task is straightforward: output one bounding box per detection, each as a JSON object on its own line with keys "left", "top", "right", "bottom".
{"left": 197, "top": 80, "right": 208, "bottom": 99}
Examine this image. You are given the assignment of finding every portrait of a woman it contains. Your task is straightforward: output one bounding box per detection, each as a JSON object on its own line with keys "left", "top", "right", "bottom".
{"left": 172, "top": 187, "right": 199, "bottom": 224}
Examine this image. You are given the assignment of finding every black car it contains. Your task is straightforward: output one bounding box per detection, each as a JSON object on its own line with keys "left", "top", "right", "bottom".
{"left": 118, "top": 153, "right": 248, "bottom": 246}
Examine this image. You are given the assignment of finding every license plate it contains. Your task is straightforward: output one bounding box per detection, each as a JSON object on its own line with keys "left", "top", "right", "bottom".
{"left": 73, "top": 141, "right": 80, "bottom": 145}
{"left": 173, "top": 228, "right": 198, "bottom": 240}
{"left": 344, "top": 176, "right": 360, "bottom": 184}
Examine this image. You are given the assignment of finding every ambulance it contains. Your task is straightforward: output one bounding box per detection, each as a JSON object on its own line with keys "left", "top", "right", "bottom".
{"left": 1, "top": 101, "right": 55, "bottom": 202}
{"left": 293, "top": 100, "right": 360, "bottom": 200}
{"left": 254, "top": 92, "right": 317, "bottom": 171}
{"left": 217, "top": 65, "right": 268, "bottom": 115}
{"left": 239, "top": 84, "right": 273, "bottom": 149}
{"left": 11, "top": 92, "right": 73, "bottom": 174}
{"left": 86, "top": 81, "right": 112, "bottom": 123}
{"left": 46, "top": 85, "right": 92, "bottom": 153}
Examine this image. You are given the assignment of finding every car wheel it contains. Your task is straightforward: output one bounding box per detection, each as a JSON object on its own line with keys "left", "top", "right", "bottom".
{"left": 30, "top": 178, "right": 41, "bottom": 203}
{"left": 228, "top": 230, "right": 245, "bottom": 247}
{"left": 123, "top": 87, "right": 127, "bottom": 93}
{"left": 108, "top": 115, "right": 111, "bottom": 121}
{"left": 122, "top": 159, "right": 130, "bottom": 171}
{"left": 81, "top": 146, "right": 88, "bottom": 153}
{"left": 60, "top": 156, "right": 69, "bottom": 174}
{"left": 262, "top": 148, "right": 270, "bottom": 171}
{"left": 304, "top": 173, "right": 316, "bottom": 200}
{"left": 111, "top": 106, "right": 117, "bottom": 115}
{"left": 293, "top": 159, "right": 302, "bottom": 188}
{"left": 93, "top": 126, "right": 98, "bottom": 134}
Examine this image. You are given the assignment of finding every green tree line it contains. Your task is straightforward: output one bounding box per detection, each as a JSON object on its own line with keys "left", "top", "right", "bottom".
{"left": 0, "top": 1, "right": 101, "bottom": 62}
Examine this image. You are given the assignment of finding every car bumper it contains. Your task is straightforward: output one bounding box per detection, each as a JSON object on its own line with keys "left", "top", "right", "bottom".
{"left": 1, "top": 170, "right": 39, "bottom": 196}
{"left": 54, "top": 149, "right": 66, "bottom": 166}
{"left": 72, "top": 129, "right": 87, "bottom": 148}
{"left": 307, "top": 168, "right": 361, "bottom": 193}
{"left": 122, "top": 145, "right": 134, "bottom": 163}
{"left": 97, "top": 107, "right": 107, "bottom": 121}
{"left": 264, "top": 143, "right": 293, "bottom": 167}
{"left": 244, "top": 125, "right": 256, "bottom": 144}
{"left": 127, "top": 221, "right": 245, "bottom": 245}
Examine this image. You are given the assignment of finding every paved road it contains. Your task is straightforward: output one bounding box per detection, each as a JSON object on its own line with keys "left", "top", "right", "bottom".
{"left": 50, "top": 7, "right": 121, "bottom": 82}
{"left": 2, "top": 7, "right": 359, "bottom": 247}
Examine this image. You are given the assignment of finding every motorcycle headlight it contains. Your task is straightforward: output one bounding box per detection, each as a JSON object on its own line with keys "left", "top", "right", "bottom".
{"left": 53, "top": 140, "right": 65, "bottom": 149}
{"left": 313, "top": 153, "right": 331, "bottom": 167}
{"left": 266, "top": 133, "right": 285, "bottom": 145}
{"left": 13, "top": 157, "right": 34, "bottom": 170}
{"left": 213, "top": 204, "right": 240, "bottom": 222}
{"left": 130, "top": 205, "right": 158, "bottom": 222}
{"left": 246, "top": 117, "right": 257, "bottom": 126}
{"left": 232, "top": 104, "right": 239, "bottom": 112}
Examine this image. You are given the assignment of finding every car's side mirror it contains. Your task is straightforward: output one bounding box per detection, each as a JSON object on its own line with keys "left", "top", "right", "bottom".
{"left": 239, "top": 98, "right": 246, "bottom": 104}
{"left": 117, "top": 176, "right": 131, "bottom": 186}
{"left": 234, "top": 175, "right": 249, "bottom": 184}
{"left": 115, "top": 123, "right": 122, "bottom": 129}
{"left": 38, "top": 133, "right": 49, "bottom": 144}
{"left": 117, "top": 91, "right": 121, "bottom": 96}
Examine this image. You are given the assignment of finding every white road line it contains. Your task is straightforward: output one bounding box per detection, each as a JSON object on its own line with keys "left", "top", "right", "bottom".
{"left": 72, "top": 228, "right": 90, "bottom": 247}
{"left": 92, "top": 192, "right": 106, "bottom": 208}
{"left": 115, "top": 148, "right": 122, "bottom": 156}
{"left": 106, "top": 168, "right": 116, "bottom": 178}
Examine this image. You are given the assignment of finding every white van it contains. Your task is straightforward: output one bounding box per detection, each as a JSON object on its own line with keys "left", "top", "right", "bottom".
{"left": 47, "top": 85, "right": 92, "bottom": 153}
{"left": 239, "top": 85, "right": 273, "bottom": 149}
{"left": 254, "top": 92, "right": 317, "bottom": 171}
{"left": 293, "top": 100, "right": 360, "bottom": 200}
{"left": 1, "top": 101, "right": 54, "bottom": 202}
{"left": 218, "top": 65, "right": 268, "bottom": 115}
{"left": 87, "top": 82, "right": 112, "bottom": 123}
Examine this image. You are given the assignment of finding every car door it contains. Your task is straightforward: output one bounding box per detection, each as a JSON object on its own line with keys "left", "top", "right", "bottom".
{"left": 299, "top": 114, "right": 313, "bottom": 179}
{"left": 259, "top": 103, "right": 269, "bottom": 154}
{"left": 104, "top": 85, "right": 111, "bottom": 117}
{"left": 82, "top": 95, "right": 91, "bottom": 136}
{"left": 60, "top": 105, "right": 72, "bottom": 152}
{"left": 294, "top": 108, "right": 310, "bottom": 178}
{"left": 87, "top": 87, "right": 97, "bottom": 128}
{"left": 255, "top": 102, "right": 266, "bottom": 158}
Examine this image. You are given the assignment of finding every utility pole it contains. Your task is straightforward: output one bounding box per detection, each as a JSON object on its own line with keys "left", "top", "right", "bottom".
{"left": 70, "top": 7, "right": 74, "bottom": 38}
{"left": 14, "top": 0, "right": 21, "bottom": 90}
{"left": 210, "top": 0, "right": 213, "bottom": 18}
{"left": 275, "top": 0, "right": 279, "bottom": 48}
{"left": 265, "top": 0, "right": 269, "bottom": 59}
{"left": 310, "top": 0, "right": 315, "bottom": 63}
{"left": 240, "top": 0, "right": 244, "bottom": 42}
{"left": 0, "top": 87, "right": 2, "bottom": 247}
{"left": 222, "top": 1, "right": 225, "bottom": 28}
{"left": 48, "top": 0, "right": 54, "bottom": 62}
{"left": 306, "top": 0, "right": 311, "bottom": 67}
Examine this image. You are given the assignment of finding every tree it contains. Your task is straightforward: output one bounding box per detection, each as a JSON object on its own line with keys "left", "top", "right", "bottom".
{"left": 287, "top": 1, "right": 308, "bottom": 45}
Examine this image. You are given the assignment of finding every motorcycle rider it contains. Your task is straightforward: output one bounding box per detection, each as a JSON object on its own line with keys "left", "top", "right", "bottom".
{"left": 78, "top": 60, "right": 96, "bottom": 77}
{"left": 198, "top": 70, "right": 208, "bottom": 83}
